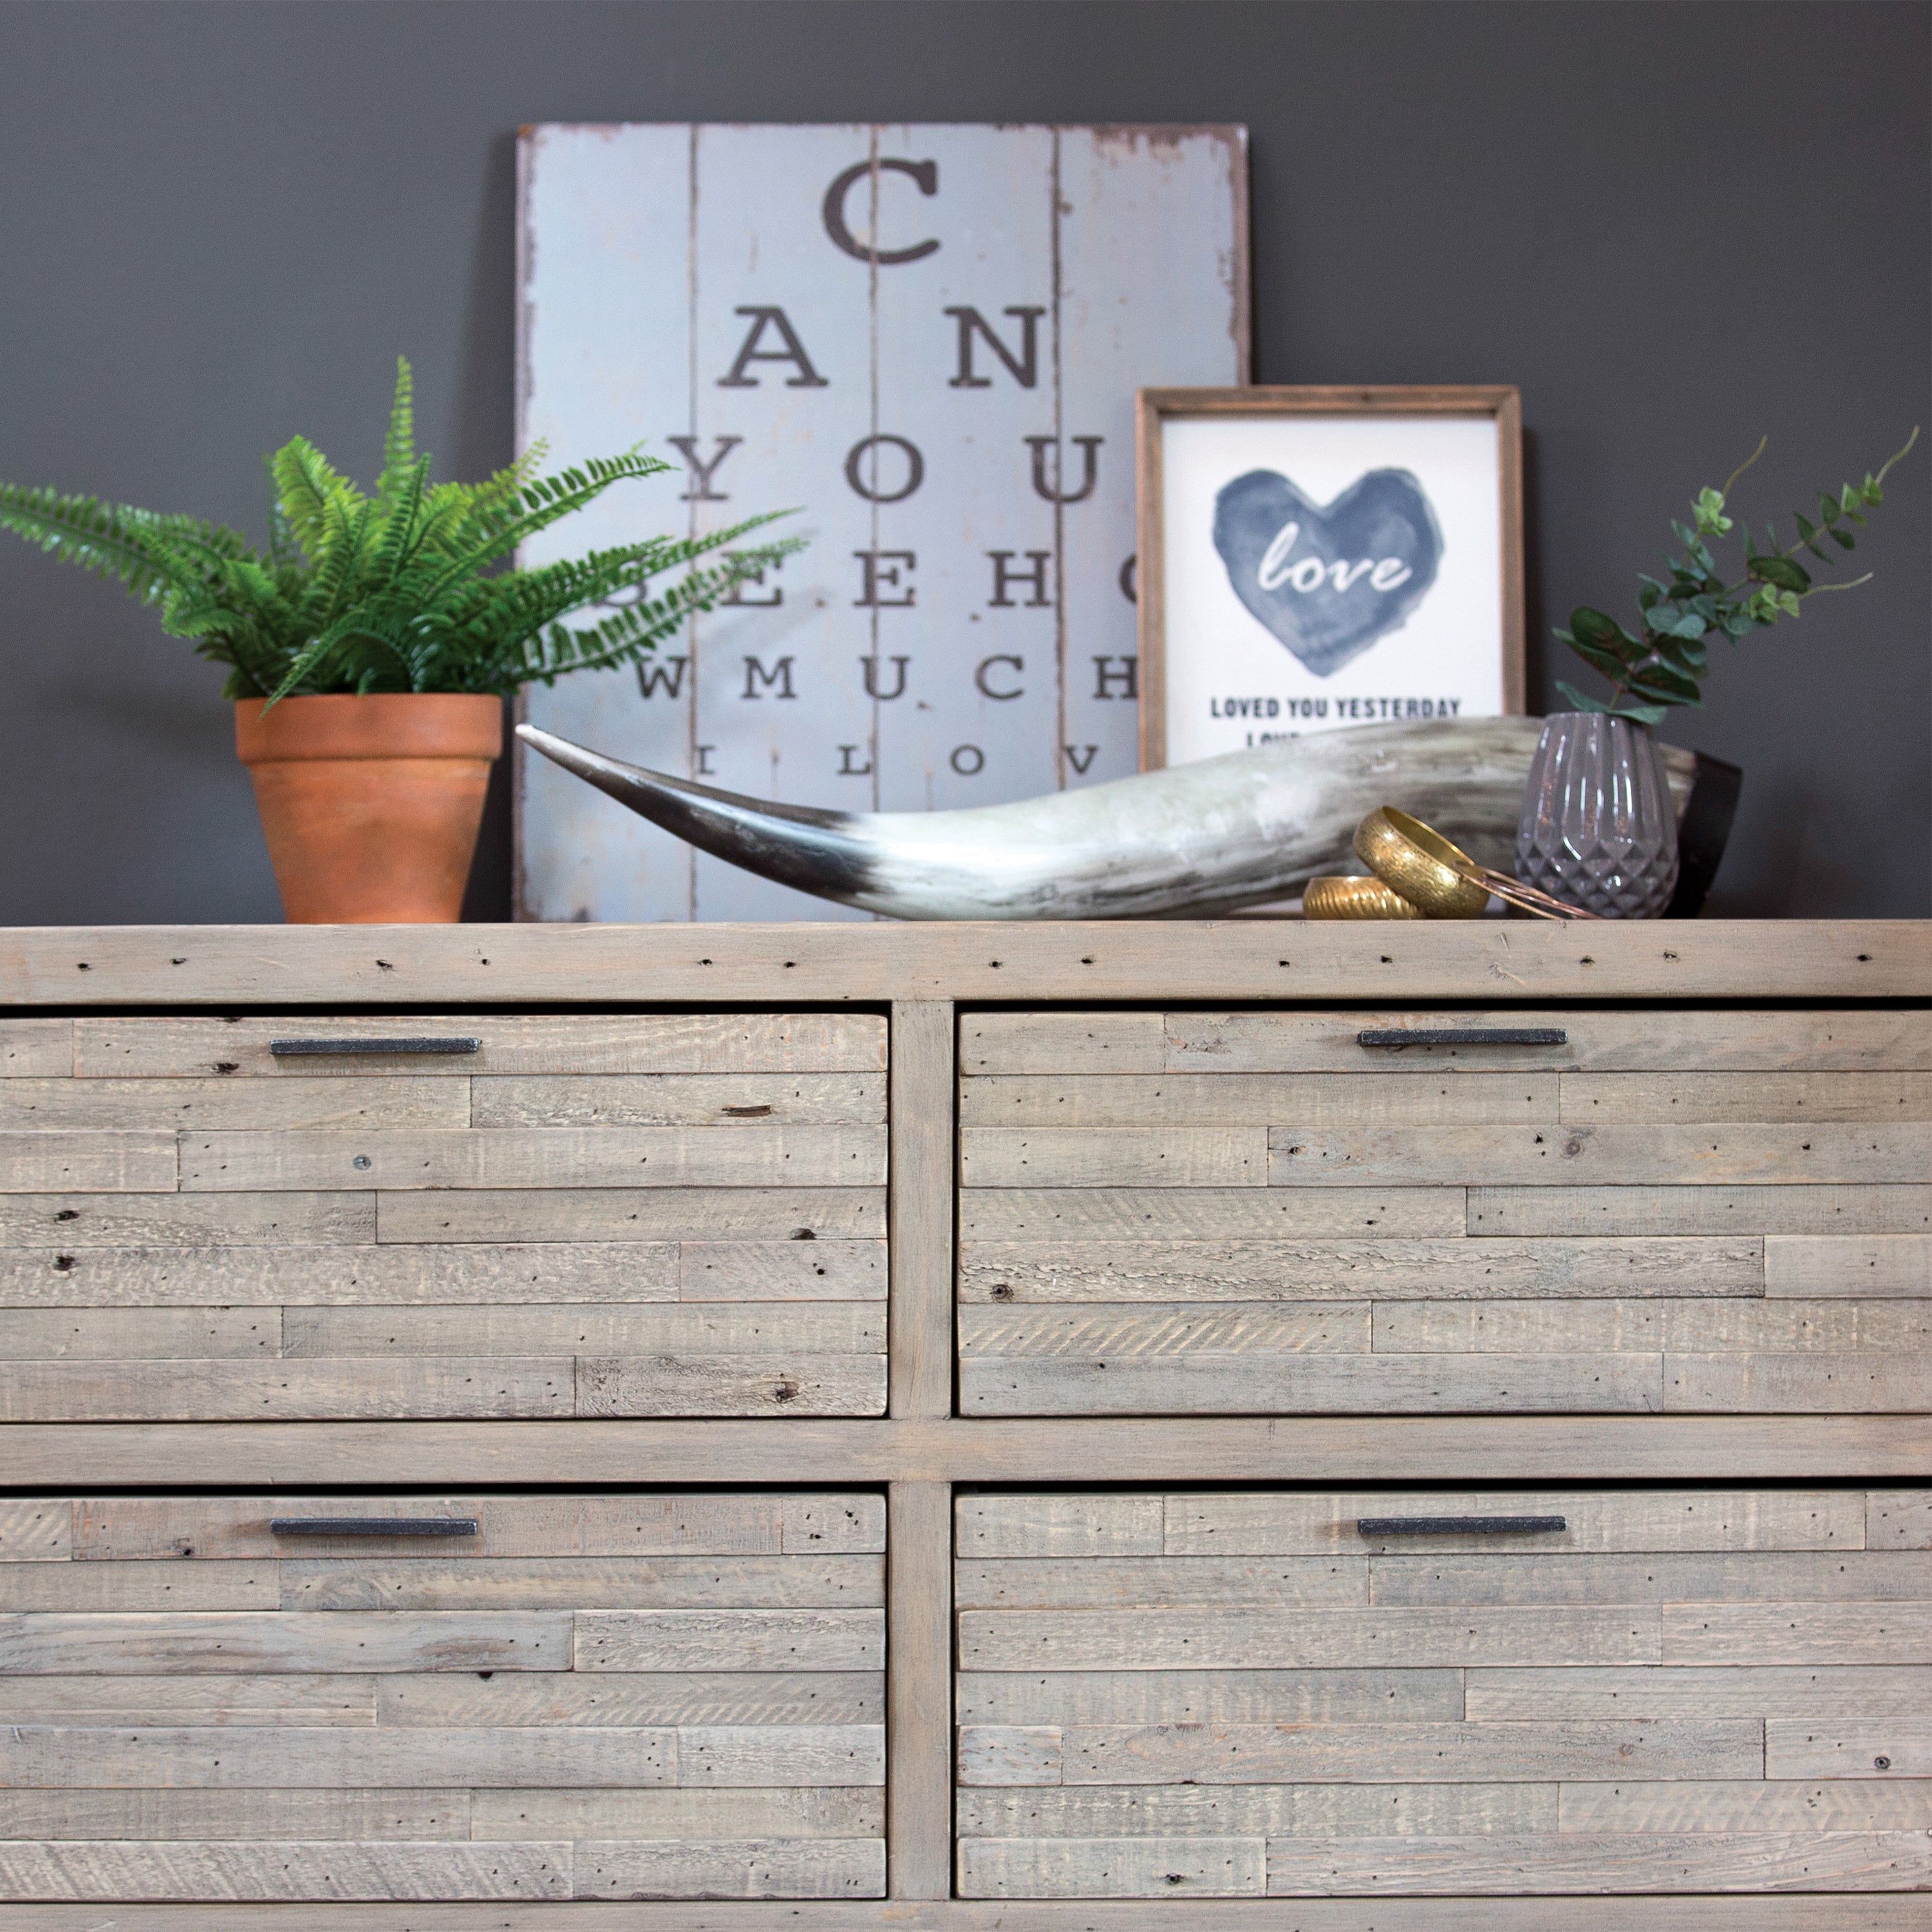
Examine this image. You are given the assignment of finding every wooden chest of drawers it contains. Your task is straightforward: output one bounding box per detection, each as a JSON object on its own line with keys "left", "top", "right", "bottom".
{"left": 0, "top": 1490, "right": 885, "bottom": 1902}
{"left": 0, "top": 918, "right": 1924, "bottom": 1925}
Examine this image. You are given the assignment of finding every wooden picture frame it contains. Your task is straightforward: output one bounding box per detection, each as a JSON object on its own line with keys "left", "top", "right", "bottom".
{"left": 1136, "top": 384, "right": 1524, "bottom": 770}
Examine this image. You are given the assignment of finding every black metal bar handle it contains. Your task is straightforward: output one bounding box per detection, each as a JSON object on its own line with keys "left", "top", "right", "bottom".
{"left": 1357, "top": 1028, "right": 1567, "bottom": 1048}
{"left": 269, "top": 1037, "right": 481, "bottom": 1057}
{"left": 1358, "top": 1515, "right": 1567, "bottom": 1536}
{"left": 269, "top": 1517, "right": 480, "bottom": 1537}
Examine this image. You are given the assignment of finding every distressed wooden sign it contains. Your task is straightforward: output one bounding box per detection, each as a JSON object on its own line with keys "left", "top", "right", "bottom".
{"left": 515, "top": 123, "right": 1249, "bottom": 922}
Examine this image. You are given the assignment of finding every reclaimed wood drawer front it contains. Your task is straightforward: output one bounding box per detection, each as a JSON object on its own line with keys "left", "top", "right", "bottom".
{"left": 954, "top": 1486, "right": 1932, "bottom": 1899}
{"left": 0, "top": 1014, "right": 887, "bottom": 1420}
{"left": 958, "top": 1009, "right": 1932, "bottom": 1416}
{"left": 0, "top": 1490, "right": 885, "bottom": 1902}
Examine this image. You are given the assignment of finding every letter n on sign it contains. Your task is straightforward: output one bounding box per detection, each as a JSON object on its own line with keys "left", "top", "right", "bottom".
{"left": 516, "top": 123, "right": 1249, "bottom": 921}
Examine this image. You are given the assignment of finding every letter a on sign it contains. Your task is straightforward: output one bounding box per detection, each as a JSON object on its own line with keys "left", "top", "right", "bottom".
{"left": 517, "top": 122, "right": 1249, "bottom": 920}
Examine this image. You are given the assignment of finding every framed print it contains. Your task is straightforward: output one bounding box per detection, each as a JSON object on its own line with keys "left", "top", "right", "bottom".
{"left": 1136, "top": 386, "right": 1524, "bottom": 769}
{"left": 515, "top": 123, "right": 1249, "bottom": 922}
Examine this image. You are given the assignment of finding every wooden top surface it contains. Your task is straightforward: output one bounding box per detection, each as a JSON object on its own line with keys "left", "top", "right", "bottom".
{"left": 0, "top": 920, "right": 1924, "bottom": 1007}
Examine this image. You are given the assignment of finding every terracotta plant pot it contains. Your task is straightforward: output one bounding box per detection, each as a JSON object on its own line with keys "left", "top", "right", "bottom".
{"left": 235, "top": 694, "right": 502, "bottom": 923}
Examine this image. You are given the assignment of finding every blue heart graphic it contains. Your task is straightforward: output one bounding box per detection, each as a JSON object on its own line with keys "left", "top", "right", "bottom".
{"left": 1212, "top": 468, "right": 1443, "bottom": 677}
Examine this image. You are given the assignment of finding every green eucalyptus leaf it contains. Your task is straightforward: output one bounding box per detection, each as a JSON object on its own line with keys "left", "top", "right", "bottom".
{"left": 1820, "top": 493, "right": 1839, "bottom": 525}
{"left": 1830, "top": 526, "right": 1856, "bottom": 550}
{"left": 1610, "top": 700, "right": 1671, "bottom": 727}
{"left": 1750, "top": 554, "right": 1812, "bottom": 593}
{"left": 1638, "top": 581, "right": 1661, "bottom": 611}
{"left": 1569, "top": 606, "right": 1630, "bottom": 649}
{"left": 1567, "top": 638, "right": 1634, "bottom": 681}
{"left": 1553, "top": 681, "right": 1613, "bottom": 715}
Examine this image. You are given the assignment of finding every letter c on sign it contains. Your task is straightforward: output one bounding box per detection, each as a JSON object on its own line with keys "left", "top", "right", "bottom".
{"left": 823, "top": 158, "right": 940, "bottom": 265}
{"left": 974, "top": 655, "right": 1025, "bottom": 701}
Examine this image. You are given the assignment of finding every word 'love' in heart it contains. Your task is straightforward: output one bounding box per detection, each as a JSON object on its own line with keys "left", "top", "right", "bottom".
{"left": 1213, "top": 468, "right": 1443, "bottom": 677}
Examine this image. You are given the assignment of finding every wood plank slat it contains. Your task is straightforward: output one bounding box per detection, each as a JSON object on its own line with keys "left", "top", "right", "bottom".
{"left": 956, "top": 1496, "right": 1165, "bottom": 1560}
{"left": 960, "top": 1354, "right": 1664, "bottom": 1416}
{"left": 281, "top": 1304, "right": 882, "bottom": 1358}
{"left": 1764, "top": 1723, "right": 1932, "bottom": 1779}
{"left": 0, "top": 1359, "right": 576, "bottom": 1421}
{"left": 887, "top": 1480, "right": 952, "bottom": 1901}
{"left": 1371, "top": 1551, "right": 1932, "bottom": 1605}
{"left": 0, "top": 1244, "right": 680, "bottom": 1309}
{"left": 0, "top": 1308, "right": 279, "bottom": 1359}
{"left": 674, "top": 1726, "right": 884, "bottom": 1788}
{"left": 0, "top": 1021, "right": 73, "bottom": 1079}
{"left": 574, "top": 1609, "right": 884, "bottom": 1673}
{"left": 1374, "top": 1301, "right": 1929, "bottom": 1354}
{"left": 377, "top": 1187, "right": 886, "bottom": 1244}
{"left": 957, "top": 1834, "right": 1264, "bottom": 1897}
{"left": 377, "top": 1672, "right": 883, "bottom": 1728}
{"left": 0, "top": 1674, "right": 378, "bottom": 1726}
{"left": 957, "top": 1781, "right": 1557, "bottom": 1839}
{"left": 960, "top": 1014, "right": 1166, "bottom": 1076}
{"left": 0, "top": 1726, "right": 669, "bottom": 1788}
{"left": 679, "top": 1241, "right": 886, "bottom": 1302}
{"left": 1262, "top": 1831, "right": 1932, "bottom": 1895}
{"left": 74, "top": 1013, "right": 888, "bottom": 1077}
{"left": 468, "top": 1786, "right": 883, "bottom": 1839}
{"left": 574, "top": 1356, "right": 887, "bottom": 1418}
{"left": 1466, "top": 1665, "right": 1932, "bottom": 1721}
{"left": 1469, "top": 1184, "right": 1932, "bottom": 1237}
{"left": 959, "top": 1074, "right": 1560, "bottom": 1128}
{"left": 959, "top": 1188, "right": 1466, "bottom": 1240}
{"left": 1025, "top": 1721, "right": 1759, "bottom": 1785}
{"left": 1868, "top": 1492, "right": 1931, "bottom": 1550}
{"left": 956, "top": 1557, "right": 1367, "bottom": 1610}
{"left": 958, "top": 1605, "right": 1661, "bottom": 1671}
{"left": 0, "top": 1503, "right": 69, "bottom": 1562}
{"left": 958, "top": 1236, "right": 1764, "bottom": 1303}
{"left": 0, "top": 1611, "right": 571, "bottom": 1674}
{"left": 960, "top": 1305, "right": 1369, "bottom": 1358}
{"left": 279, "top": 1554, "right": 882, "bottom": 1613}
{"left": 0, "top": 1788, "right": 468, "bottom": 1840}
{"left": 0, "top": 1135, "right": 178, "bottom": 1193}
{"left": 1665, "top": 1355, "right": 1932, "bottom": 1412}
{"left": 0, "top": 1079, "right": 469, "bottom": 1132}
{"left": 1269, "top": 1124, "right": 1932, "bottom": 1188}
{"left": 1560, "top": 1072, "right": 1932, "bottom": 1124}
{"left": 472, "top": 1073, "right": 886, "bottom": 1126}
{"left": 574, "top": 1837, "right": 884, "bottom": 1899}
{"left": 1558, "top": 1779, "right": 1932, "bottom": 1832}
{"left": 1665, "top": 1604, "right": 1932, "bottom": 1664}
{"left": 0, "top": 1193, "right": 375, "bottom": 1249}
{"left": 961, "top": 1128, "right": 1267, "bottom": 1190}
{"left": 1766, "top": 1236, "right": 1931, "bottom": 1300}
{"left": 954, "top": 1670, "right": 1464, "bottom": 1727}
{"left": 181, "top": 1126, "right": 888, "bottom": 1192}
{"left": 0, "top": 1839, "right": 574, "bottom": 1901}
{"left": 0, "top": 1560, "right": 278, "bottom": 1613}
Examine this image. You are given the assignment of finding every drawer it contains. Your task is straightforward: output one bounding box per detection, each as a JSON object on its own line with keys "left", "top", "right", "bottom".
{"left": 0, "top": 1012, "right": 887, "bottom": 1419}
{"left": 0, "top": 1489, "right": 884, "bottom": 1901}
{"left": 954, "top": 1485, "right": 1932, "bottom": 1898}
{"left": 958, "top": 1008, "right": 1932, "bottom": 1416}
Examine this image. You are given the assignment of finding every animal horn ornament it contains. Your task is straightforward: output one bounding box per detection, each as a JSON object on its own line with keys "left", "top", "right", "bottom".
{"left": 516, "top": 716, "right": 1696, "bottom": 922}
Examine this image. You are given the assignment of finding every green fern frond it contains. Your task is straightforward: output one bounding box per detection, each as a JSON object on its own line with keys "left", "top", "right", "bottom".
{"left": 272, "top": 437, "right": 360, "bottom": 556}
{"left": 376, "top": 357, "right": 417, "bottom": 508}
{"left": 1, "top": 361, "right": 804, "bottom": 705}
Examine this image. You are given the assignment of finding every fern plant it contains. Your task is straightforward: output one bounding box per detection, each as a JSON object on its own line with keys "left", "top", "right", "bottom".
{"left": 1556, "top": 427, "right": 1917, "bottom": 725}
{"left": 0, "top": 358, "right": 800, "bottom": 705}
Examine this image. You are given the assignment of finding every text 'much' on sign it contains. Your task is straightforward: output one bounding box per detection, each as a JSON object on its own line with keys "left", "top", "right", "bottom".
{"left": 516, "top": 123, "right": 1247, "bottom": 921}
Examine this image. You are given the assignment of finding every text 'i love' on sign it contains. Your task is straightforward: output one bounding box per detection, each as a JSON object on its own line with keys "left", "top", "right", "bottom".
{"left": 515, "top": 124, "right": 1248, "bottom": 922}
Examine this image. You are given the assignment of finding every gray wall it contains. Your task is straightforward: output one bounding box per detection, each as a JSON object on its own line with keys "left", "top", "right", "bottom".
{"left": 1, "top": 0, "right": 1924, "bottom": 923}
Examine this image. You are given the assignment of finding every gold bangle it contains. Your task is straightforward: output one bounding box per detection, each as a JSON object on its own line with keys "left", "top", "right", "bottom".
{"left": 1303, "top": 875, "right": 1428, "bottom": 920}
{"left": 1354, "top": 807, "right": 1492, "bottom": 919}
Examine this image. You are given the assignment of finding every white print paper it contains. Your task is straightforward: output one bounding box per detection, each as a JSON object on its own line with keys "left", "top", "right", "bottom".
{"left": 1162, "top": 413, "right": 1506, "bottom": 764}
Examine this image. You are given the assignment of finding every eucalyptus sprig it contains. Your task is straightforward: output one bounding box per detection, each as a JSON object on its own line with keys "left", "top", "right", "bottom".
{"left": 1556, "top": 426, "right": 1918, "bottom": 724}
{"left": 0, "top": 358, "right": 802, "bottom": 708}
